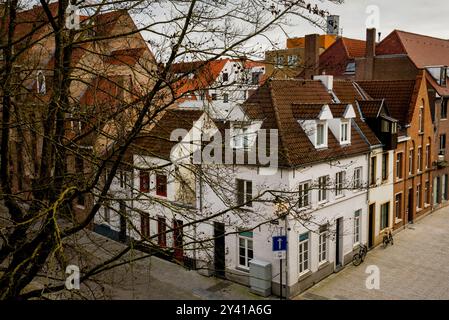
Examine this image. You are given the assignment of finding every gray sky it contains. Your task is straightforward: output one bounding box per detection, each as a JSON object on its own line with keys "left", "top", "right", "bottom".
{"left": 266, "top": 0, "right": 449, "bottom": 48}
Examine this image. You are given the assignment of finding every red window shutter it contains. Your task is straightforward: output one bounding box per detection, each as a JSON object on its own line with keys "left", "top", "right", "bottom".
{"left": 157, "top": 217, "right": 166, "bottom": 247}
{"left": 156, "top": 174, "right": 167, "bottom": 197}
{"left": 140, "top": 171, "right": 149, "bottom": 192}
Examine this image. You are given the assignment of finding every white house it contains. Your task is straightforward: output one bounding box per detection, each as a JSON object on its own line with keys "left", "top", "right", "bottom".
{"left": 94, "top": 75, "right": 397, "bottom": 298}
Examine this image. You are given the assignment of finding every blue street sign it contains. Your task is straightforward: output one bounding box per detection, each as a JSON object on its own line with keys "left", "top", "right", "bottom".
{"left": 272, "top": 236, "right": 287, "bottom": 251}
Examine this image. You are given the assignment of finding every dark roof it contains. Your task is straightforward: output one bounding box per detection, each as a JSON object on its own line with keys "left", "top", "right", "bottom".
{"left": 243, "top": 79, "right": 371, "bottom": 167}
{"left": 356, "top": 79, "right": 417, "bottom": 125}
{"left": 130, "top": 109, "right": 204, "bottom": 160}
{"left": 357, "top": 100, "right": 385, "bottom": 118}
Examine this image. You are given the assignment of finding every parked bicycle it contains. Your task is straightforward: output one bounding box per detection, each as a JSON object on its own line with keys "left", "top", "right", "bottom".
{"left": 382, "top": 228, "right": 394, "bottom": 248}
{"left": 352, "top": 243, "right": 368, "bottom": 266}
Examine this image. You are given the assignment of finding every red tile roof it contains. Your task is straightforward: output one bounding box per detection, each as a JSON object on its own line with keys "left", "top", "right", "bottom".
{"left": 243, "top": 79, "right": 371, "bottom": 167}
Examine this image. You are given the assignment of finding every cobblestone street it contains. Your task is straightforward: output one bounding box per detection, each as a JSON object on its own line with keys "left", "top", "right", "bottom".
{"left": 295, "top": 206, "right": 449, "bottom": 300}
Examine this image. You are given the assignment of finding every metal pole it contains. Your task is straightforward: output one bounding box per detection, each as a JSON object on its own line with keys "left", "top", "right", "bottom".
{"left": 280, "top": 259, "right": 282, "bottom": 300}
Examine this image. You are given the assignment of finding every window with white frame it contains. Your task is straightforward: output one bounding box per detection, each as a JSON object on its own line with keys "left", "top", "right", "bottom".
{"left": 416, "top": 184, "right": 422, "bottom": 209}
{"left": 353, "top": 167, "right": 362, "bottom": 189}
{"left": 340, "top": 121, "right": 349, "bottom": 143}
{"left": 318, "top": 175, "right": 328, "bottom": 202}
{"left": 233, "top": 125, "right": 250, "bottom": 149}
{"left": 275, "top": 55, "right": 285, "bottom": 68}
{"left": 288, "top": 55, "right": 298, "bottom": 66}
{"left": 316, "top": 122, "right": 326, "bottom": 147}
{"left": 236, "top": 179, "right": 252, "bottom": 207}
{"left": 354, "top": 209, "right": 361, "bottom": 245}
{"left": 238, "top": 230, "right": 253, "bottom": 268}
{"left": 417, "top": 147, "right": 422, "bottom": 172}
{"left": 419, "top": 106, "right": 424, "bottom": 133}
{"left": 223, "top": 93, "right": 229, "bottom": 103}
{"left": 298, "top": 232, "right": 309, "bottom": 274}
{"left": 298, "top": 181, "right": 311, "bottom": 208}
{"left": 409, "top": 149, "right": 414, "bottom": 175}
{"left": 426, "top": 144, "right": 430, "bottom": 169}
{"left": 395, "top": 193, "right": 402, "bottom": 220}
{"left": 36, "top": 70, "right": 46, "bottom": 94}
{"left": 318, "top": 226, "right": 328, "bottom": 263}
{"left": 425, "top": 181, "right": 430, "bottom": 206}
{"left": 335, "top": 171, "right": 345, "bottom": 196}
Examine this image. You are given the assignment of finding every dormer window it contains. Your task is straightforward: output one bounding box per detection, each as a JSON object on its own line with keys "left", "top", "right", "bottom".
{"left": 316, "top": 122, "right": 327, "bottom": 148}
{"left": 233, "top": 125, "right": 250, "bottom": 149}
{"left": 426, "top": 66, "right": 448, "bottom": 86}
{"left": 222, "top": 72, "right": 229, "bottom": 82}
{"left": 36, "top": 71, "right": 46, "bottom": 95}
{"left": 340, "top": 121, "right": 349, "bottom": 144}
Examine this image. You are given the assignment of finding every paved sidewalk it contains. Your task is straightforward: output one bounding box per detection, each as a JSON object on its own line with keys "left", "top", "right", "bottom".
{"left": 295, "top": 206, "right": 449, "bottom": 300}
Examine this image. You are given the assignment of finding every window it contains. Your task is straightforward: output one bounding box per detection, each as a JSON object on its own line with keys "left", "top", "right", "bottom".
{"left": 288, "top": 55, "right": 298, "bottom": 66}
{"left": 418, "top": 107, "right": 424, "bottom": 133}
{"left": 409, "top": 150, "right": 414, "bottom": 175}
{"left": 156, "top": 174, "right": 167, "bottom": 197}
{"left": 275, "top": 55, "right": 285, "bottom": 68}
{"left": 439, "top": 134, "right": 446, "bottom": 155}
{"left": 381, "top": 120, "right": 389, "bottom": 133}
{"left": 223, "top": 93, "right": 229, "bottom": 103}
{"left": 211, "top": 93, "right": 217, "bottom": 101}
{"left": 78, "top": 193, "right": 85, "bottom": 206}
{"left": 335, "top": 171, "right": 345, "bottom": 196}
{"left": 416, "top": 184, "right": 422, "bottom": 210}
{"left": 318, "top": 226, "right": 328, "bottom": 263}
{"left": 382, "top": 153, "right": 389, "bottom": 181}
{"left": 157, "top": 216, "right": 167, "bottom": 247}
{"left": 222, "top": 72, "right": 229, "bottom": 82}
{"left": 316, "top": 123, "right": 325, "bottom": 147}
{"left": 37, "top": 71, "right": 46, "bottom": 94}
{"left": 417, "top": 147, "right": 422, "bottom": 172}
{"left": 370, "top": 156, "right": 376, "bottom": 185}
{"left": 119, "top": 170, "right": 127, "bottom": 188}
{"left": 396, "top": 153, "right": 403, "bottom": 179}
{"left": 441, "top": 99, "right": 448, "bottom": 119}
{"left": 443, "top": 175, "right": 448, "bottom": 201}
{"left": 425, "top": 181, "right": 430, "bottom": 206}
{"left": 238, "top": 230, "right": 253, "bottom": 268}
{"left": 395, "top": 193, "right": 402, "bottom": 220}
{"left": 426, "top": 145, "right": 430, "bottom": 169}
{"left": 298, "top": 232, "right": 309, "bottom": 274}
{"left": 340, "top": 121, "right": 349, "bottom": 143}
{"left": 251, "top": 72, "right": 262, "bottom": 85}
{"left": 298, "top": 181, "right": 311, "bottom": 208}
{"left": 380, "top": 202, "right": 390, "bottom": 230}
{"left": 353, "top": 167, "right": 362, "bottom": 189}
{"left": 199, "top": 90, "right": 206, "bottom": 101}
{"left": 141, "top": 213, "right": 150, "bottom": 238}
{"left": 139, "top": 171, "right": 150, "bottom": 193}
{"left": 318, "top": 175, "right": 328, "bottom": 202}
{"left": 103, "top": 205, "right": 110, "bottom": 223}
{"left": 237, "top": 179, "right": 252, "bottom": 207}
{"left": 441, "top": 67, "right": 448, "bottom": 86}
{"left": 354, "top": 209, "right": 361, "bottom": 244}
{"left": 233, "top": 126, "right": 250, "bottom": 149}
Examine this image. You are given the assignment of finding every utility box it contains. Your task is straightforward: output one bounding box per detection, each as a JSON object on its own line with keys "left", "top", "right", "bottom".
{"left": 249, "top": 259, "right": 272, "bottom": 297}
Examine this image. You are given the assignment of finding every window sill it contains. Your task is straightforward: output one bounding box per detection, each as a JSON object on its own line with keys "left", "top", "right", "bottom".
{"left": 318, "top": 200, "right": 329, "bottom": 206}
{"left": 236, "top": 266, "right": 250, "bottom": 273}
{"left": 395, "top": 218, "right": 402, "bottom": 224}
{"left": 416, "top": 208, "right": 423, "bottom": 213}
{"left": 335, "top": 194, "right": 345, "bottom": 200}
{"left": 424, "top": 203, "right": 431, "bottom": 208}
{"left": 76, "top": 204, "right": 85, "bottom": 209}
{"left": 298, "top": 270, "right": 312, "bottom": 281}
{"left": 318, "top": 261, "right": 329, "bottom": 271}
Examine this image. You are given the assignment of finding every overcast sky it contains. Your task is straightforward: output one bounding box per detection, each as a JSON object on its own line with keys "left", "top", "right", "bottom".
{"left": 265, "top": 0, "right": 449, "bottom": 48}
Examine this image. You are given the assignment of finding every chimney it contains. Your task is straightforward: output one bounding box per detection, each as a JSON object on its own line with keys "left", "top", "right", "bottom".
{"left": 304, "top": 34, "right": 320, "bottom": 80}
{"left": 365, "top": 28, "right": 376, "bottom": 79}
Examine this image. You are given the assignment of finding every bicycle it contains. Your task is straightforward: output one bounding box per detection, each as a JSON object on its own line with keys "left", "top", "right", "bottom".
{"left": 352, "top": 243, "right": 368, "bottom": 266}
{"left": 382, "top": 228, "right": 394, "bottom": 248}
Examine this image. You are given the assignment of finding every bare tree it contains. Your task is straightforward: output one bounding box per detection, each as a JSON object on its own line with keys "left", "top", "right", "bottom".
{"left": 0, "top": 0, "right": 344, "bottom": 299}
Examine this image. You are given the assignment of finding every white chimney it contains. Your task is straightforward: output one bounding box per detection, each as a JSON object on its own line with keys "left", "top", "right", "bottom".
{"left": 314, "top": 75, "right": 334, "bottom": 92}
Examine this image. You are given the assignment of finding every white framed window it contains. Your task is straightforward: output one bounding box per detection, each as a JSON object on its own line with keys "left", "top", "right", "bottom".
{"left": 395, "top": 193, "right": 402, "bottom": 220}
{"left": 354, "top": 209, "right": 361, "bottom": 245}
{"left": 223, "top": 93, "right": 229, "bottom": 103}
{"left": 318, "top": 226, "right": 328, "bottom": 264}
{"left": 298, "top": 181, "right": 311, "bottom": 208}
{"left": 275, "top": 55, "right": 285, "bottom": 68}
{"left": 419, "top": 106, "right": 424, "bottom": 133}
{"left": 425, "top": 144, "right": 430, "bottom": 169}
{"left": 417, "top": 147, "right": 422, "bottom": 172}
{"left": 287, "top": 55, "right": 298, "bottom": 66}
{"left": 425, "top": 181, "right": 430, "bottom": 206}
{"left": 316, "top": 122, "right": 326, "bottom": 147}
{"left": 416, "top": 184, "right": 422, "bottom": 209}
{"left": 409, "top": 149, "right": 414, "bottom": 175}
{"left": 238, "top": 230, "right": 253, "bottom": 269}
{"left": 353, "top": 167, "right": 362, "bottom": 189}
{"left": 233, "top": 126, "right": 250, "bottom": 149}
{"left": 298, "top": 232, "right": 309, "bottom": 274}
{"left": 318, "top": 175, "right": 328, "bottom": 202}
{"left": 340, "top": 121, "right": 349, "bottom": 143}
{"left": 236, "top": 179, "right": 252, "bottom": 207}
{"left": 335, "top": 171, "right": 345, "bottom": 197}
